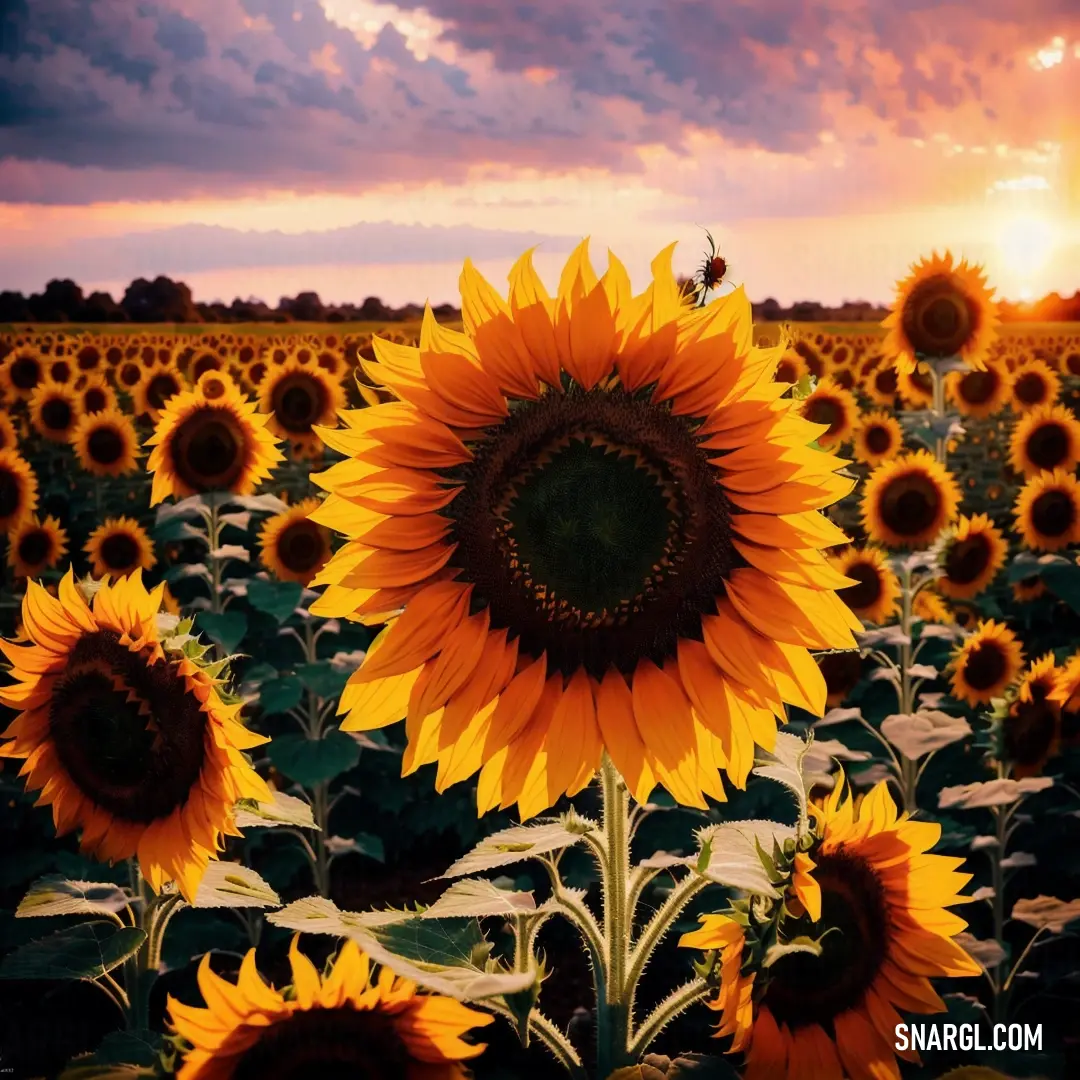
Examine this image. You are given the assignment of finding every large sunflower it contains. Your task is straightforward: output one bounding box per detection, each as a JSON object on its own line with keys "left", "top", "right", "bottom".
{"left": 7, "top": 515, "right": 68, "bottom": 579}
{"left": 1011, "top": 359, "right": 1060, "bottom": 413}
{"left": 1008, "top": 403, "right": 1080, "bottom": 479}
{"left": 0, "top": 572, "right": 271, "bottom": 901}
{"left": 799, "top": 376, "right": 859, "bottom": 449}
{"left": 852, "top": 410, "right": 903, "bottom": 467}
{"left": 167, "top": 937, "right": 493, "bottom": 1080}
{"left": 258, "top": 497, "right": 332, "bottom": 585}
{"left": 0, "top": 448, "right": 39, "bottom": 533}
{"left": 948, "top": 619, "right": 1024, "bottom": 707}
{"left": 883, "top": 251, "right": 999, "bottom": 374}
{"left": 72, "top": 407, "right": 141, "bottom": 477}
{"left": 681, "top": 778, "right": 979, "bottom": 1080}
{"left": 259, "top": 358, "right": 344, "bottom": 458}
{"left": 85, "top": 516, "right": 157, "bottom": 579}
{"left": 29, "top": 381, "right": 81, "bottom": 443}
{"left": 310, "top": 243, "right": 860, "bottom": 816}
{"left": 933, "top": 513, "right": 1007, "bottom": 600}
{"left": 147, "top": 372, "right": 283, "bottom": 505}
{"left": 1013, "top": 469, "right": 1080, "bottom": 551}
{"left": 945, "top": 362, "right": 1013, "bottom": 419}
{"left": 998, "top": 653, "right": 1061, "bottom": 778}
{"left": 828, "top": 545, "right": 901, "bottom": 625}
{"left": 861, "top": 451, "right": 961, "bottom": 549}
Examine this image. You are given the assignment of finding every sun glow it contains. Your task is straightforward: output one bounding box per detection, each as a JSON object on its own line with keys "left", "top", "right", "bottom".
{"left": 994, "top": 213, "right": 1057, "bottom": 298}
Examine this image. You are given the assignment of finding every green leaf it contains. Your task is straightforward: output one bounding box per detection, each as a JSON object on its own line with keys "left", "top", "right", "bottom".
{"left": 267, "top": 895, "right": 413, "bottom": 935}
{"left": 155, "top": 495, "right": 211, "bottom": 523}
{"left": 192, "top": 861, "right": 282, "bottom": 910}
{"left": 76, "top": 1029, "right": 163, "bottom": 1069}
{"left": 752, "top": 731, "right": 813, "bottom": 836}
{"left": 1007, "top": 550, "right": 1050, "bottom": 584}
{"left": 441, "top": 819, "right": 596, "bottom": 878}
{"left": 295, "top": 661, "right": 352, "bottom": 699}
{"left": 422, "top": 880, "right": 538, "bottom": 919}
{"left": 256, "top": 675, "right": 304, "bottom": 715}
{"left": 160, "top": 909, "right": 247, "bottom": 971}
{"left": 1038, "top": 560, "right": 1080, "bottom": 613}
{"left": 0, "top": 921, "right": 147, "bottom": 980}
{"left": 16, "top": 877, "right": 129, "bottom": 919}
{"left": 227, "top": 493, "right": 290, "bottom": 514}
{"left": 246, "top": 578, "right": 304, "bottom": 623}
{"left": 233, "top": 791, "right": 318, "bottom": 830}
{"left": 198, "top": 612, "right": 248, "bottom": 654}
{"left": 152, "top": 517, "right": 207, "bottom": 543}
{"left": 267, "top": 730, "right": 362, "bottom": 788}
{"left": 693, "top": 820, "right": 795, "bottom": 898}
{"left": 353, "top": 831, "right": 385, "bottom": 862}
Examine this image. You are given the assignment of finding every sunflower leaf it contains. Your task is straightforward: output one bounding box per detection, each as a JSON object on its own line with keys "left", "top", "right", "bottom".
{"left": 196, "top": 612, "right": 248, "bottom": 654}
{"left": 233, "top": 791, "right": 318, "bottom": 830}
{"left": 217, "top": 511, "right": 252, "bottom": 532}
{"left": 0, "top": 920, "right": 147, "bottom": 981}
{"left": 1037, "top": 560, "right": 1080, "bottom": 614}
{"left": 693, "top": 820, "right": 795, "bottom": 898}
{"left": 192, "top": 861, "right": 281, "bottom": 910}
{"left": 70, "top": 1029, "right": 164, "bottom": 1071}
{"left": 762, "top": 935, "right": 824, "bottom": 967}
{"left": 267, "top": 896, "right": 414, "bottom": 934}
{"left": 421, "top": 880, "right": 538, "bottom": 919}
{"left": 246, "top": 578, "right": 304, "bottom": 623}
{"left": 15, "top": 876, "right": 130, "bottom": 919}
{"left": 440, "top": 819, "right": 596, "bottom": 878}
{"left": 164, "top": 562, "right": 212, "bottom": 584}
{"left": 295, "top": 660, "right": 353, "bottom": 699}
{"left": 209, "top": 544, "right": 251, "bottom": 564}
{"left": 268, "top": 729, "right": 362, "bottom": 787}
{"left": 152, "top": 517, "right": 207, "bottom": 543}
{"left": 225, "top": 493, "right": 290, "bottom": 514}
{"left": 254, "top": 674, "right": 304, "bottom": 715}
{"left": 880, "top": 711, "right": 972, "bottom": 759}
{"left": 155, "top": 495, "right": 211, "bottom": 522}
{"left": 752, "top": 731, "right": 813, "bottom": 836}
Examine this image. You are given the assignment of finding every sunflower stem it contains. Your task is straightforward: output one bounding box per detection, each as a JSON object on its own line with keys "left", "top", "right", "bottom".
{"left": 311, "top": 780, "right": 332, "bottom": 898}
{"left": 990, "top": 801, "right": 1009, "bottom": 1024}
{"left": 627, "top": 978, "right": 712, "bottom": 1059}
{"left": 896, "top": 567, "right": 920, "bottom": 813}
{"left": 205, "top": 503, "right": 224, "bottom": 616}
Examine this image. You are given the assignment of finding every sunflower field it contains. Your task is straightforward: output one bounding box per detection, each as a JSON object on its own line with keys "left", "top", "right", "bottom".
{"left": 1, "top": 244, "right": 1079, "bottom": 1080}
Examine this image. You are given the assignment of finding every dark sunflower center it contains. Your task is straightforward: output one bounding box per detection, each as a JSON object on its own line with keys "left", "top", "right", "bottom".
{"left": 962, "top": 642, "right": 1007, "bottom": 691}
{"left": 1005, "top": 683, "right": 1058, "bottom": 767}
{"left": 77, "top": 347, "right": 101, "bottom": 371}
{"left": 903, "top": 276, "right": 976, "bottom": 358}
{"left": 944, "top": 535, "right": 990, "bottom": 586}
{"left": 1031, "top": 490, "right": 1075, "bottom": 538}
{"left": 838, "top": 562, "right": 883, "bottom": 613}
{"left": 248, "top": 362, "right": 268, "bottom": 386}
{"left": 0, "top": 469, "right": 21, "bottom": 519}
{"left": 272, "top": 374, "right": 326, "bottom": 433}
{"left": 874, "top": 369, "right": 898, "bottom": 396}
{"left": 232, "top": 1006, "right": 410, "bottom": 1080}
{"left": 865, "top": 425, "right": 891, "bottom": 455}
{"left": 100, "top": 531, "right": 140, "bottom": 572}
{"left": 192, "top": 354, "right": 221, "bottom": 381}
{"left": 88, "top": 426, "right": 124, "bottom": 466}
{"left": 278, "top": 521, "right": 325, "bottom": 574}
{"left": 1014, "top": 372, "right": 1047, "bottom": 406}
{"left": 819, "top": 650, "right": 863, "bottom": 700}
{"left": 1065, "top": 352, "right": 1080, "bottom": 376}
{"left": 147, "top": 374, "right": 180, "bottom": 409}
{"left": 50, "top": 360, "right": 72, "bottom": 383}
{"left": 84, "top": 388, "right": 108, "bottom": 413}
{"left": 1026, "top": 423, "right": 1069, "bottom": 471}
{"left": 776, "top": 360, "right": 797, "bottom": 383}
{"left": 17, "top": 528, "right": 51, "bottom": 568}
{"left": 120, "top": 363, "right": 142, "bottom": 388}
{"left": 959, "top": 370, "right": 996, "bottom": 404}
{"left": 833, "top": 368, "right": 855, "bottom": 390}
{"left": 805, "top": 397, "right": 844, "bottom": 437}
{"left": 172, "top": 409, "right": 247, "bottom": 493}
{"left": 764, "top": 849, "right": 889, "bottom": 1030}
{"left": 444, "top": 385, "right": 738, "bottom": 678}
{"left": 11, "top": 356, "right": 41, "bottom": 390}
{"left": 48, "top": 630, "right": 206, "bottom": 822}
{"left": 879, "top": 473, "right": 940, "bottom": 538}
{"left": 41, "top": 397, "right": 73, "bottom": 432}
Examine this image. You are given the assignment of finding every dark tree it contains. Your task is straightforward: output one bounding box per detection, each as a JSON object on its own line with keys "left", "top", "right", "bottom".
{"left": 121, "top": 276, "right": 202, "bottom": 323}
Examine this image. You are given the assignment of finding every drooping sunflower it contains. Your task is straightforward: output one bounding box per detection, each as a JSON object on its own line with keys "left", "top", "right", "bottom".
{"left": 71, "top": 408, "right": 141, "bottom": 478}
{"left": 132, "top": 361, "right": 186, "bottom": 421}
{"left": 818, "top": 650, "right": 864, "bottom": 706}
{"left": 997, "top": 653, "right": 1061, "bottom": 778}
{"left": 85, "top": 517, "right": 157, "bottom": 579}
{"left": 773, "top": 349, "right": 807, "bottom": 386}
{"left": 29, "top": 381, "right": 81, "bottom": 443}
{"left": 310, "top": 242, "right": 860, "bottom": 816}
{"left": 914, "top": 587, "right": 955, "bottom": 624}
{"left": 0, "top": 572, "right": 271, "bottom": 901}
{"left": 828, "top": 545, "right": 901, "bottom": 625}
{"left": 852, "top": 410, "right": 902, "bottom": 467}
{"left": 861, "top": 451, "right": 961, "bottom": 549}
{"left": 258, "top": 497, "right": 332, "bottom": 585}
{"left": 681, "top": 778, "right": 979, "bottom": 1080}
{"left": 946, "top": 363, "right": 1013, "bottom": 419}
{"left": 1013, "top": 468, "right": 1080, "bottom": 551}
{"left": 147, "top": 372, "right": 283, "bottom": 505}
{"left": 883, "top": 251, "right": 999, "bottom": 374}
{"left": 933, "top": 513, "right": 1008, "bottom": 600}
{"left": 6, "top": 515, "right": 68, "bottom": 578}
{"left": 0, "top": 448, "right": 39, "bottom": 533}
{"left": 1011, "top": 359, "right": 1060, "bottom": 413}
{"left": 799, "top": 376, "right": 859, "bottom": 449}
{"left": 0, "top": 410, "right": 18, "bottom": 453}
{"left": 167, "top": 937, "right": 494, "bottom": 1080}
{"left": 948, "top": 619, "right": 1024, "bottom": 706}
{"left": 1008, "top": 403, "right": 1080, "bottom": 479}
{"left": 259, "top": 358, "right": 345, "bottom": 458}
{"left": 0, "top": 347, "right": 46, "bottom": 400}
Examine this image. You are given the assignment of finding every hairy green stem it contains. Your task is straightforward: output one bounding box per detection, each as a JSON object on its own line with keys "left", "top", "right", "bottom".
{"left": 628, "top": 978, "right": 713, "bottom": 1059}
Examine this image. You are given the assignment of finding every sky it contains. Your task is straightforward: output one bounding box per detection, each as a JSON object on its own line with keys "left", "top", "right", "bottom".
{"left": 2, "top": 0, "right": 1080, "bottom": 308}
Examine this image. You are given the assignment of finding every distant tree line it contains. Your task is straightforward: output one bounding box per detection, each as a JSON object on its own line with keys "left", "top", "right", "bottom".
{"left": 2, "top": 275, "right": 1079, "bottom": 325}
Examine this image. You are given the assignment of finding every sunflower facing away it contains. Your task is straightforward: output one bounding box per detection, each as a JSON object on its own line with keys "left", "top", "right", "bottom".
{"left": 147, "top": 372, "right": 283, "bottom": 505}
{"left": 85, "top": 516, "right": 157, "bottom": 579}
{"left": 309, "top": 242, "right": 861, "bottom": 817}
{"left": 259, "top": 358, "right": 345, "bottom": 458}
{"left": 828, "top": 545, "right": 901, "bottom": 625}
{"left": 72, "top": 407, "right": 141, "bottom": 478}
{"left": 1013, "top": 469, "right": 1080, "bottom": 551}
{"left": 882, "top": 251, "right": 999, "bottom": 374}
{"left": 6, "top": 515, "right": 68, "bottom": 579}
{"left": 852, "top": 410, "right": 903, "bottom": 467}
{"left": 680, "top": 778, "right": 979, "bottom": 1080}
{"left": 258, "top": 497, "right": 332, "bottom": 585}
{"left": 946, "top": 363, "right": 1013, "bottom": 419}
{"left": 1008, "top": 403, "right": 1080, "bottom": 479}
{"left": 798, "top": 376, "right": 859, "bottom": 449}
{"left": 933, "top": 513, "right": 1007, "bottom": 600}
{"left": 948, "top": 619, "right": 1025, "bottom": 707}
{"left": 0, "top": 448, "right": 39, "bottom": 533}
{"left": 997, "top": 653, "right": 1061, "bottom": 779}
{"left": 861, "top": 451, "right": 961, "bottom": 549}
{"left": 167, "top": 937, "right": 493, "bottom": 1080}
{"left": 0, "top": 572, "right": 271, "bottom": 901}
